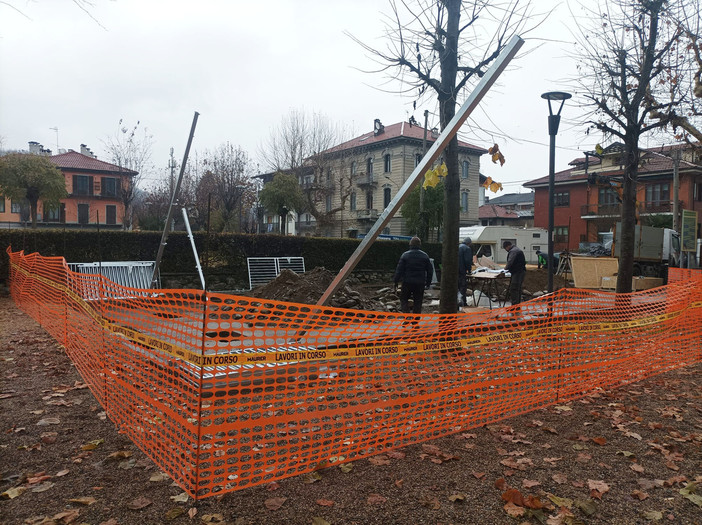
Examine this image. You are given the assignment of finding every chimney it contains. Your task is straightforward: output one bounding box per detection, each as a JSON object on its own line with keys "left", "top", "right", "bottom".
{"left": 28, "top": 141, "right": 41, "bottom": 154}
{"left": 373, "top": 118, "right": 385, "bottom": 136}
{"left": 80, "top": 144, "right": 96, "bottom": 158}
{"left": 431, "top": 127, "right": 439, "bottom": 139}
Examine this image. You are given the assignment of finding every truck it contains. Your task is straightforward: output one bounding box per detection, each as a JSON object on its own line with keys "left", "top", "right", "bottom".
{"left": 458, "top": 225, "right": 548, "bottom": 266}
{"left": 612, "top": 223, "right": 680, "bottom": 279}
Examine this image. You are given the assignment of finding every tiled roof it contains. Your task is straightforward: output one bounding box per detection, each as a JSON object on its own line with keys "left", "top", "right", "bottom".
{"left": 486, "top": 192, "right": 534, "bottom": 206}
{"left": 50, "top": 151, "right": 138, "bottom": 175}
{"left": 524, "top": 143, "right": 701, "bottom": 188}
{"left": 324, "top": 121, "right": 488, "bottom": 154}
{"left": 479, "top": 204, "right": 519, "bottom": 219}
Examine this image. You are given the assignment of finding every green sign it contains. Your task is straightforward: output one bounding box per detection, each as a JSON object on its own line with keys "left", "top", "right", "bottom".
{"left": 680, "top": 209, "right": 698, "bottom": 252}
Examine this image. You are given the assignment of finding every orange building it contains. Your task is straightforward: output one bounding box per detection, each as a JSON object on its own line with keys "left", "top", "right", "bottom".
{"left": 524, "top": 143, "right": 702, "bottom": 251}
{"left": 0, "top": 144, "right": 138, "bottom": 229}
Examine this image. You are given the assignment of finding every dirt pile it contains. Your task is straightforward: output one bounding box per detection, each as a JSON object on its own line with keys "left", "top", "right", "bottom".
{"left": 249, "top": 267, "right": 401, "bottom": 311}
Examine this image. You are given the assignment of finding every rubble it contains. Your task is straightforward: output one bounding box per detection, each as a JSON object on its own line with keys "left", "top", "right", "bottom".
{"left": 248, "top": 266, "right": 570, "bottom": 312}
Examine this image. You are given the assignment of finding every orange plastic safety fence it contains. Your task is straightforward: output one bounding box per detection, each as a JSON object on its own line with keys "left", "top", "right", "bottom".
{"left": 7, "top": 248, "right": 702, "bottom": 499}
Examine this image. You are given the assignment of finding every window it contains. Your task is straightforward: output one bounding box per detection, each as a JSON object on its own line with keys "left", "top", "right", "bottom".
{"left": 43, "top": 202, "right": 60, "bottom": 221}
{"left": 366, "top": 157, "right": 373, "bottom": 176}
{"left": 73, "top": 175, "right": 93, "bottom": 196}
{"left": 105, "top": 205, "right": 117, "bottom": 225}
{"left": 384, "top": 154, "right": 391, "bottom": 173}
{"left": 554, "top": 191, "right": 570, "bottom": 206}
{"left": 555, "top": 226, "right": 569, "bottom": 243}
{"left": 598, "top": 187, "right": 618, "bottom": 205}
{"left": 383, "top": 227, "right": 391, "bottom": 235}
{"left": 101, "top": 177, "right": 119, "bottom": 197}
{"left": 645, "top": 182, "right": 670, "bottom": 204}
{"left": 384, "top": 187, "right": 391, "bottom": 208}
{"left": 326, "top": 169, "right": 332, "bottom": 182}
{"left": 350, "top": 192, "right": 356, "bottom": 211}
{"left": 415, "top": 153, "right": 422, "bottom": 167}
{"left": 0, "top": 198, "right": 5, "bottom": 213}
{"left": 78, "top": 203, "right": 90, "bottom": 225}
{"left": 305, "top": 213, "right": 311, "bottom": 225}
{"left": 366, "top": 191, "right": 373, "bottom": 210}
{"left": 11, "top": 200, "right": 22, "bottom": 213}
{"left": 694, "top": 182, "right": 702, "bottom": 201}
{"left": 461, "top": 191, "right": 468, "bottom": 212}
{"left": 461, "top": 160, "right": 470, "bottom": 179}
{"left": 532, "top": 233, "right": 542, "bottom": 239}
{"left": 351, "top": 161, "right": 357, "bottom": 176}
{"left": 325, "top": 194, "right": 332, "bottom": 212}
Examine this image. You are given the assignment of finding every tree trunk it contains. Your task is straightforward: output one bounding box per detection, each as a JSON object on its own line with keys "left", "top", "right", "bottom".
{"left": 438, "top": 0, "right": 461, "bottom": 315}
{"left": 26, "top": 187, "right": 40, "bottom": 229}
{"left": 615, "top": 135, "right": 640, "bottom": 294}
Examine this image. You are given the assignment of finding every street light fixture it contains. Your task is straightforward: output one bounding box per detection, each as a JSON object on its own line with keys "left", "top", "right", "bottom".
{"left": 541, "top": 91, "right": 572, "bottom": 294}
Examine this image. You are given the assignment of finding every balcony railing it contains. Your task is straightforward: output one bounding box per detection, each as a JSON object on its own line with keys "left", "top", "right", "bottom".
{"left": 582, "top": 201, "right": 675, "bottom": 217}
{"left": 581, "top": 203, "right": 622, "bottom": 217}
{"left": 356, "top": 209, "right": 380, "bottom": 220}
{"left": 356, "top": 174, "right": 377, "bottom": 187}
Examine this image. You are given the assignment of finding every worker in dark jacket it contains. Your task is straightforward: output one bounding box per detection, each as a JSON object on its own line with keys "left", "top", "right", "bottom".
{"left": 393, "top": 236, "right": 434, "bottom": 314}
{"left": 458, "top": 237, "right": 473, "bottom": 307}
{"left": 502, "top": 240, "right": 526, "bottom": 306}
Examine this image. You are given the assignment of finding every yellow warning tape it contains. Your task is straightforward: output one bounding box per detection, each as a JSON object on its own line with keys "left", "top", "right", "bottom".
{"left": 10, "top": 262, "right": 702, "bottom": 369}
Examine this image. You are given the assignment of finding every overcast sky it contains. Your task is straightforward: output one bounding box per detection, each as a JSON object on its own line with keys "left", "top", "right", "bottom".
{"left": 2, "top": 0, "right": 599, "bottom": 193}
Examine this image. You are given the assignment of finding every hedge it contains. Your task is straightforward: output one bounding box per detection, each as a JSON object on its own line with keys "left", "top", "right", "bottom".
{"left": 0, "top": 229, "right": 442, "bottom": 289}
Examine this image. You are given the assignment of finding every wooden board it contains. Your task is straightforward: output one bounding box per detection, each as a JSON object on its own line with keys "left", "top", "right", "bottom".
{"left": 570, "top": 256, "right": 619, "bottom": 289}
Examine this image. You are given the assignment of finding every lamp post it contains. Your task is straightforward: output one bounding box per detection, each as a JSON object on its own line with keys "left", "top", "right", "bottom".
{"left": 541, "top": 91, "right": 571, "bottom": 294}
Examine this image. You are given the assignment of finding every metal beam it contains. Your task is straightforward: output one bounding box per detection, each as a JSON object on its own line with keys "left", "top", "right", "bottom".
{"left": 151, "top": 111, "right": 199, "bottom": 288}
{"left": 317, "top": 34, "right": 524, "bottom": 306}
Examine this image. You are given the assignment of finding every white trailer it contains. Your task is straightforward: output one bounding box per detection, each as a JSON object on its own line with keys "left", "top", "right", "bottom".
{"left": 458, "top": 225, "right": 548, "bottom": 265}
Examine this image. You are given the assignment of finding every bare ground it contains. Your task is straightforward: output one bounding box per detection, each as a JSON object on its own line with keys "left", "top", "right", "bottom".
{"left": 1, "top": 293, "right": 701, "bottom": 525}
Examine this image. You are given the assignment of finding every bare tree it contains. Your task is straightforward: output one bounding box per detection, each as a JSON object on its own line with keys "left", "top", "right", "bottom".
{"left": 198, "top": 143, "right": 257, "bottom": 233}
{"left": 102, "top": 120, "right": 153, "bottom": 230}
{"left": 351, "top": 0, "right": 535, "bottom": 313}
{"left": 259, "top": 109, "right": 354, "bottom": 234}
{"left": 571, "top": 0, "right": 700, "bottom": 292}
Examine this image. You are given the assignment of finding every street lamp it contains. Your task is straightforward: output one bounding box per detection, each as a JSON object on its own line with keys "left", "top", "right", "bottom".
{"left": 541, "top": 91, "right": 572, "bottom": 294}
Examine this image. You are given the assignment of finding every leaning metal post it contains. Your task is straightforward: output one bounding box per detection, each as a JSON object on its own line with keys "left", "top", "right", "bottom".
{"left": 317, "top": 35, "right": 525, "bottom": 306}
{"left": 151, "top": 111, "right": 200, "bottom": 288}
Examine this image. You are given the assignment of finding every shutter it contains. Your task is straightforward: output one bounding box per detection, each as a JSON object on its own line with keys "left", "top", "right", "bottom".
{"left": 89, "top": 177, "right": 94, "bottom": 196}
{"left": 72, "top": 175, "right": 77, "bottom": 194}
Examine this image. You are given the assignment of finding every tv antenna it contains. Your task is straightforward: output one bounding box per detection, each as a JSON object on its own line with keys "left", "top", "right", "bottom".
{"left": 49, "top": 127, "right": 59, "bottom": 151}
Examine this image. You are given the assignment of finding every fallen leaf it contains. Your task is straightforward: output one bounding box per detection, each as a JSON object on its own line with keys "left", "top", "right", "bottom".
{"left": 522, "top": 479, "right": 540, "bottom": 489}
{"left": 617, "top": 450, "right": 635, "bottom": 457}
{"left": 503, "top": 501, "right": 525, "bottom": 517}
{"left": 367, "top": 494, "right": 387, "bottom": 505}
{"left": 339, "top": 463, "right": 353, "bottom": 473}
{"left": 547, "top": 493, "right": 573, "bottom": 508}
{"left": 264, "top": 496, "right": 287, "bottom": 510}
{"left": 127, "top": 496, "right": 153, "bottom": 510}
{"left": 494, "top": 478, "right": 507, "bottom": 490}
{"left": 448, "top": 493, "right": 466, "bottom": 502}
{"left": 631, "top": 490, "right": 649, "bottom": 500}
{"left": 386, "top": 450, "right": 405, "bottom": 459}
{"left": 36, "top": 417, "right": 61, "bottom": 426}
{"left": 69, "top": 496, "right": 97, "bottom": 505}
{"left": 419, "top": 495, "right": 441, "bottom": 509}
{"left": 631, "top": 463, "right": 645, "bottom": 473}
{"left": 588, "top": 479, "right": 610, "bottom": 499}
{"left": 679, "top": 482, "right": 702, "bottom": 507}
{"left": 81, "top": 439, "right": 104, "bottom": 451}
{"left": 188, "top": 507, "right": 197, "bottom": 519}
{"left": 302, "top": 472, "right": 323, "bottom": 484}
{"left": 106, "top": 450, "right": 133, "bottom": 461}
{"left": 53, "top": 510, "right": 81, "bottom": 523}
{"left": 311, "top": 518, "right": 331, "bottom": 525}
{"left": 642, "top": 510, "right": 663, "bottom": 520}
{"left": 552, "top": 473, "right": 568, "bottom": 484}
{"left": 1, "top": 486, "right": 26, "bottom": 499}
{"left": 368, "top": 455, "right": 391, "bottom": 466}
{"left": 472, "top": 471, "right": 485, "bottom": 479}
{"left": 170, "top": 492, "right": 189, "bottom": 503}
{"left": 575, "top": 498, "right": 598, "bottom": 516}
{"left": 165, "top": 507, "right": 185, "bottom": 520}
{"left": 316, "top": 498, "right": 335, "bottom": 507}
{"left": 501, "top": 488, "right": 526, "bottom": 507}
{"left": 149, "top": 472, "right": 170, "bottom": 482}
{"left": 99, "top": 519, "right": 119, "bottom": 525}
{"left": 592, "top": 437, "right": 607, "bottom": 446}
{"left": 31, "top": 482, "right": 55, "bottom": 493}
{"left": 56, "top": 469, "right": 70, "bottom": 477}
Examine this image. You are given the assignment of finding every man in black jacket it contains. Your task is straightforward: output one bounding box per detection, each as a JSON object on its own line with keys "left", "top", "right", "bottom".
{"left": 393, "top": 236, "right": 434, "bottom": 314}
{"left": 458, "top": 237, "right": 473, "bottom": 307}
{"left": 502, "top": 240, "right": 526, "bottom": 306}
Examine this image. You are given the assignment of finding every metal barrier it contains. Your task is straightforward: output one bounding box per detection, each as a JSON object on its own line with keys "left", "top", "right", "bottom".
{"left": 7, "top": 249, "right": 702, "bottom": 500}
{"left": 67, "top": 261, "right": 160, "bottom": 298}
{"left": 247, "top": 256, "right": 305, "bottom": 289}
